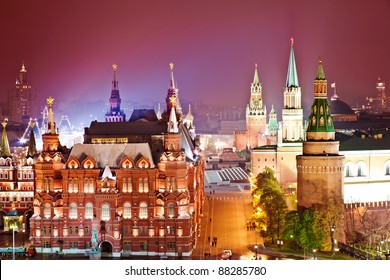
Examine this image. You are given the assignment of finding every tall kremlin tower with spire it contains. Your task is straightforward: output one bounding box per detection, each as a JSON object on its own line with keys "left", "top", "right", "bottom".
{"left": 105, "top": 64, "right": 126, "bottom": 122}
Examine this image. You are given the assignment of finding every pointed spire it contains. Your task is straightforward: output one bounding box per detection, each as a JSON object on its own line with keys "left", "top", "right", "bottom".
{"left": 156, "top": 103, "right": 162, "bottom": 120}
{"left": 27, "top": 125, "right": 37, "bottom": 158}
{"left": 1, "top": 120, "right": 11, "bottom": 158}
{"left": 102, "top": 164, "right": 114, "bottom": 180}
{"left": 46, "top": 96, "right": 57, "bottom": 134}
{"left": 112, "top": 64, "right": 118, "bottom": 90}
{"left": 21, "top": 61, "right": 27, "bottom": 73}
{"left": 316, "top": 57, "right": 326, "bottom": 80}
{"left": 168, "top": 106, "right": 178, "bottom": 133}
{"left": 286, "top": 37, "right": 299, "bottom": 88}
{"left": 169, "top": 62, "right": 176, "bottom": 89}
{"left": 253, "top": 63, "right": 259, "bottom": 85}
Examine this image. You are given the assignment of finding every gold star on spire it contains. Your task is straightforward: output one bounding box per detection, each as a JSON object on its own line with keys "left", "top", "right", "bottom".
{"left": 1, "top": 119, "right": 7, "bottom": 128}
{"left": 169, "top": 62, "right": 174, "bottom": 71}
{"left": 113, "top": 64, "right": 118, "bottom": 72}
{"left": 169, "top": 96, "right": 177, "bottom": 107}
{"left": 47, "top": 96, "right": 54, "bottom": 106}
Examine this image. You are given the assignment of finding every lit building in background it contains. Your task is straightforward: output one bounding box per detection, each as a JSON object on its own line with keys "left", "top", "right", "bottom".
{"left": 7, "top": 62, "right": 40, "bottom": 124}
{"left": 29, "top": 65, "right": 204, "bottom": 257}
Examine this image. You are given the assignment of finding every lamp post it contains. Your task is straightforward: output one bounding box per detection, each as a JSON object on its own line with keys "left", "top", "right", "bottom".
{"left": 331, "top": 225, "right": 336, "bottom": 259}
{"left": 12, "top": 226, "right": 16, "bottom": 260}
{"left": 254, "top": 244, "right": 258, "bottom": 260}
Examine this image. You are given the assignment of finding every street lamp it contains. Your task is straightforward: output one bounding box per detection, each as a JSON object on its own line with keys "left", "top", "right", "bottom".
{"left": 331, "top": 225, "right": 336, "bottom": 259}
{"left": 254, "top": 244, "right": 258, "bottom": 260}
{"left": 313, "top": 249, "right": 317, "bottom": 260}
{"left": 12, "top": 226, "right": 16, "bottom": 260}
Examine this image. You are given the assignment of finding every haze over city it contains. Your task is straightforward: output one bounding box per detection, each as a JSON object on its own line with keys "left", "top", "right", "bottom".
{"left": 0, "top": 0, "right": 389, "bottom": 124}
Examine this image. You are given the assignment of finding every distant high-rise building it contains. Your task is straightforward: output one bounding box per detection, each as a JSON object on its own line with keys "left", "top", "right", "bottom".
{"left": 8, "top": 62, "right": 39, "bottom": 124}
{"left": 105, "top": 64, "right": 126, "bottom": 122}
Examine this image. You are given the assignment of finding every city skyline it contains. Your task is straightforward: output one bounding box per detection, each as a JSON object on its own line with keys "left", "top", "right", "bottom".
{"left": 1, "top": 0, "right": 389, "bottom": 122}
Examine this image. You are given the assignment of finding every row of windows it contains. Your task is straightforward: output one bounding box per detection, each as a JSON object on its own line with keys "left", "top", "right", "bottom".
{"left": 344, "top": 161, "right": 390, "bottom": 177}
{"left": 0, "top": 197, "right": 33, "bottom": 202}
{"left": 41, "top": 241, "right": 175, "bottom": 251}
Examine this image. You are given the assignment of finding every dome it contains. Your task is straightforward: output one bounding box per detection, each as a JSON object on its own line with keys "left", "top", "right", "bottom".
{"left": 330, "top": 98, "right": 354, "bottom": 115}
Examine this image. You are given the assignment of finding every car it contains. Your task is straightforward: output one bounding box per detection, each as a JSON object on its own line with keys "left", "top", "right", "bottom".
{"left": 221, "top": 249, "right": 232, "bottom": 260}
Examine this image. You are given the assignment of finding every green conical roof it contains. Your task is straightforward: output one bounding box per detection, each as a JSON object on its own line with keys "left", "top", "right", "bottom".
{"left": 1, "top": 121, "right": 11, "bottom": 158}
{"left": 316, "top": 59, "right": 326, "bottom": 80}
{"left": 306, "top": 59, "right": 335, "bottom": 135}
{"left": 286, "top": 38, "right": 299, "bottom": 88}
{"left": 306, "top": 98, "right": 335, "bottom": 133}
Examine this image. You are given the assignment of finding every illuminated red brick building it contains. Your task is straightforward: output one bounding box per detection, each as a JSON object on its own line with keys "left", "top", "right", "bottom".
{"left": 29, "top": 65, "right": 204, "bottom": 257}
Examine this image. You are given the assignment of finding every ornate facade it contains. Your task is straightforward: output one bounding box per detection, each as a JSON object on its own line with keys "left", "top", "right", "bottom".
{"left": 29, "top": 65, "right": 204, "bottom": 257}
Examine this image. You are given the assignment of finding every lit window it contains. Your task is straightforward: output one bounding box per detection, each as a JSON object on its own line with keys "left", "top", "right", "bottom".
{"left": 385, "top": 160, "right": 390, "bottom": 175}
{"left": 43, "top": 203, "right": 51, "bottom": 218}
{"left": 85, "top": 203, "right": 93, "bottom": 219}
{"left": 168, "top": 203, "right": 175, "bottom": 218}
{"left": 344, "top": 162, "right": 355, "bottom": 177}
{"left": 138, "top": 178, "right": 143, "bottom": 193}
{"left": 139, "top": 203, "right": 148, "bottom": 219}
{"left": 102, "top": 204, "right": 110, "bottom": 220}
{"left": 123, "top": 203, "right": 131, "bottom": 219}
{"left": 143, "top": 178, "right": 148, "bottom": 192}
{"left": 69, "top": 203, "right": 77, "bottom": 219}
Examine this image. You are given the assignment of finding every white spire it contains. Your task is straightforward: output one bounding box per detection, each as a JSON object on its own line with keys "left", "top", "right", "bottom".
{"left": 168, "top": 106, "right": 178, "bottom": 133}
{"left": 102, "top": 164, "right": 114, "bottom": 180}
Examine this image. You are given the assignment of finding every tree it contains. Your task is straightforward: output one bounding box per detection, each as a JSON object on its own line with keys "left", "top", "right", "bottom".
{"left": 251, "top": 167, "right": 288, "bottom": 243}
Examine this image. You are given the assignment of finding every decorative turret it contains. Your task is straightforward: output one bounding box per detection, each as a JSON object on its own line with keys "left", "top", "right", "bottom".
{"left": 105, "top": 64, "right": 126, "bottom": 122}
{"left": 46, "top": 96, "right": 57, "bottom": 134}
{"left": 27, "top": 122, "right": 37, "bottom": 158}
{"left": 18, "top": 61, "right": 27, "bottom": 84}
{"left": 281, "top": 37, "right": 304, "bottom": 144}
{"left": 249, "top": 63, "right": 264, "bottom": 111}
{"left": 267, "top": 105, "right": 278, "bottom": 136}
{"left": 165, "top": 63, "right": 183, "bottom": 118}
{"left": 306, "top": 59, "right": 335, "bottom": 141}
{"left": 0, "top": 120, "right": 11, "bottom": 158}
{"left": 184, "top": 104, "right": 194, "bottom": 128}
{"left": 168, "top": 106, "right": 178, "bottom": 133}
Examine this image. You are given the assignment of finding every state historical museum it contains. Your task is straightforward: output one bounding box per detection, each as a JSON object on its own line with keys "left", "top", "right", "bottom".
{"left": 29, "top": 64, "right": 205, "bottom": 257}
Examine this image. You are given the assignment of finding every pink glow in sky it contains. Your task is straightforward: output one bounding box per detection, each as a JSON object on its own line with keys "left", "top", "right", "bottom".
{"left": 0, "top": 0, "right": 389, "bottom": 119}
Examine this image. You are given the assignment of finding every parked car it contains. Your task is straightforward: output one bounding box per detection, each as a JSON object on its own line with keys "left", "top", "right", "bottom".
{"left": 221, "top": 249, "right": 232, "bottom": 260}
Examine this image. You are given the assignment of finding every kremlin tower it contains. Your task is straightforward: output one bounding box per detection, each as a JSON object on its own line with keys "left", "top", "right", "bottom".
{"left": 105, "top": 64, "right": 126, "bottom": 122}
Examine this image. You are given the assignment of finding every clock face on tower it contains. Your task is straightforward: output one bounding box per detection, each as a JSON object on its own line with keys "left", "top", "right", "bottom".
{"left": 254, "top": 99, "right": 259, "bottom": 107}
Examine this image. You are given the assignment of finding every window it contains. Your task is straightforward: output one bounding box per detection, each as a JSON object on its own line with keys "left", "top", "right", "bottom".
{"left": 143, "top": 178, "right": 149, "bottom": 192}
{"left": 43, "top": 242, "right": 51, "bottom": 248}
{"left": 75, "top": 226, "right": 79, "bottom": 234}
{"left": 138, "top": 178, "right": 143, "bottom": 192}
{"left": 85, "top": 226, "right": 89, "bottom": 234}
{"left": 70, "top": 242, "right": 78, "bottom": 249}
{"left": 344, "top": 162, "right": 355, "bottom": 177}
{"left": 85, "top": 242, "right": 91, "bottom": 249}
{"left": 43, "top": 203, "right": 51, "bottom": 218}
{"left": 167, "top": 241, "right": 176, "bottom": 251}
{"left": 123, "top": 203, "right": 131, "bottom": 219}
{"left": 102, "top": 204, "right": 110, "bottom": 220}
{"left": 69, "top": 203, "right": 77, "bottom": 219}
{"left": 123, "top": 241, "right": 132, "bottom": 251}
{"left": 85, "top": 203, "right": 93, "bottom": 219}
{"left": 356, "top": 161, "right": 366, "bottom": 177}
{"left": 168, "top": 203, "right": 175, "bottom": 218}
{"left": 69, "top": 227, "right": 73, "bottom": 234}
{"left": 140, "top": 241, "right": 148, "bottom": 251}
{"left": 385, "top": 160, "right": 390, "bottom": 175}
{"left": 139, "top": 203, "right": 148, "bottom": 219}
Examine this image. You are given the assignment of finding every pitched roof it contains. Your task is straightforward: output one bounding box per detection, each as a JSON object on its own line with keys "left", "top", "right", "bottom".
{"left": 68, "top": 143, "right": 155, "bottom": 168}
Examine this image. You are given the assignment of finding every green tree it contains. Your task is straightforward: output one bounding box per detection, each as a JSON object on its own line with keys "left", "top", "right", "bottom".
{"left": 251, "top": 167, "right": 288, "bottom": 243}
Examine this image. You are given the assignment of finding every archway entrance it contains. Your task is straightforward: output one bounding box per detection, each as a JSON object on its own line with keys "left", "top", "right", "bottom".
{"left": 100, "top": 241, "right": 112, "bottom": 255}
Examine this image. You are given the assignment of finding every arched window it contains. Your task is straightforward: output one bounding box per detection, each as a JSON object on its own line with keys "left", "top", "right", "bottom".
{"left": 356, "top": 161, "right": 366, "bottom": 177}
{"left": 138, "top": 178, "right": 143, "bottom": 193}
{"left": 167, "top": 203, "right": 175, "bottom": 218}
{"left": 69, "top": 203, "right": 77, "bottom": 219}
{"left": 89, "top": 179, "right": 94, "bottom": 193}
{"left": 143, "top": 178, "right": 149, "bottom": 192}
{"left": 155, "top": 199, "right": 164, "bottom": 217}
{"left": 139, "top": 203, "right": 148, "bottom": 219}
{"left": 123, "top": 203, "right": 131, "bottom": 219}
{"left": 69, "top": 179, "right": 74, "bottom": 192}
{"left": 84, "top": 178, "right": 89, "bottom": 193}
{"left": 385, "top": 160, "right": 390, "bottom": 175}
{"left": 101, "top": 204, "right": 110, "bottom": 221}
{"left": 122, "top": 178, "right": 127, "bottom": 193}
{"left": 85, "top": 203, "right": 93, "bottom": 219}
{"left": 344, "top": 162, "right": 355, "bottom": 177}
{"left": 43, "top": 203, "right": 51, "bottom": 218}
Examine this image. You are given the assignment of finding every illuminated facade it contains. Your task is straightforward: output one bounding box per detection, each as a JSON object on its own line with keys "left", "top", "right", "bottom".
{"left": 29, "top": 65, "right": 204, "bottom": 257}
{"left": 8, "top": 62, "right": 39, "bottom": 124}
{"left": 0, "top": 120, "right": 35, "bottom": 231}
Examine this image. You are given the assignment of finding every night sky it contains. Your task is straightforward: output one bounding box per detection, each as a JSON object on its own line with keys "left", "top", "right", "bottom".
{"left": 1, "top": 0, "right": 389, "bottom": 123}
